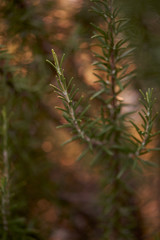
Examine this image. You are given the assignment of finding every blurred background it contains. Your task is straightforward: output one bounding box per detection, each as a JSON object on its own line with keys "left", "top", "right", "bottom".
{"left": 0, "top": 0, "right": 160, "bottom": 239}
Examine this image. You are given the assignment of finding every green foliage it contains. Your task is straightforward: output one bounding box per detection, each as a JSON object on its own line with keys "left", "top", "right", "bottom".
{"left": 130, "top": 89, "right": 160, "bottom": 167}
{"left": 0, "top": 46, "right": 44, "bottom": 239}
{"left": 48, "top": 0, "right": 160, "bottom": 239}
{"left": 48, "top": 3, "right": 159, "bottom": 170}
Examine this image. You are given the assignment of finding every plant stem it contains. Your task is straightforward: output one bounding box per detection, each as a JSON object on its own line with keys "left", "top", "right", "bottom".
{"left": 108, "top": 0, "right": 117, "bottom": 120}
{"left": 106, "top": 2, "right": 130, "bottom": 238}
{"left": 55, "top": 69, "right": 107, "bottom": 147}
{"left": 1, "top": 108, "right": 10, "bottom": 233}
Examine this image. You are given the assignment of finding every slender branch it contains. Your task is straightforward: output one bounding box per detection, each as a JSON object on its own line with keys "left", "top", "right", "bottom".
{"left": 109, "top": 0, "right": 116, "bottom": 120}
{"left": 47, "top": 51, "right": 106, "bottom": 147}
{"left": 131, "top": 89, "right": 157, "bottom": 160}
{"left": 135, "top": 121, "right": 150, "bottom": 157}
{"left": 58, "top": 78, "right": 105, "bottom": 146}
{"left": 1, "top": 108, "right": 10, "bottom": 233}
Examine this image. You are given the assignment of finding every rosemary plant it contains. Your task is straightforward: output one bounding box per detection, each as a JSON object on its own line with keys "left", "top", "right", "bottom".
{"left": 47, "top": 0, "right": 160, "bottom": 239}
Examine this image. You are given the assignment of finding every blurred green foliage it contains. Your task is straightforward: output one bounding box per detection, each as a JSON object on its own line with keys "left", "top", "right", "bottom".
{"left": 120, "top": 0, "right": 160, "bottom": 88}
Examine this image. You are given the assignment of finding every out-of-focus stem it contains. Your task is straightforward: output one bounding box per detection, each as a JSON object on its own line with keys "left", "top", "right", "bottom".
{"left": 1, "top": 108, "right": 10, "bottom": 233}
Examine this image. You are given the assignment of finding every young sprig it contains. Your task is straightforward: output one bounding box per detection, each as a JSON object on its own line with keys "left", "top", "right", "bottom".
{"left": 46, "top": 50, "right": 106, "bottom": 150}
{"left": 130, "top": 88, "right": 160, "bottom": 168}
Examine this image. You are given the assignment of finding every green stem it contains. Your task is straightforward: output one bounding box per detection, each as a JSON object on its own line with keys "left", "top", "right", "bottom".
{"left": 1, "top": 108, "right": 10, "bottom": 233}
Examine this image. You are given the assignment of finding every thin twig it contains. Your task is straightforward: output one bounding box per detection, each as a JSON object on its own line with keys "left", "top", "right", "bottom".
{"left": 1, "top": 109, "right": 10, "bottom": 233}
